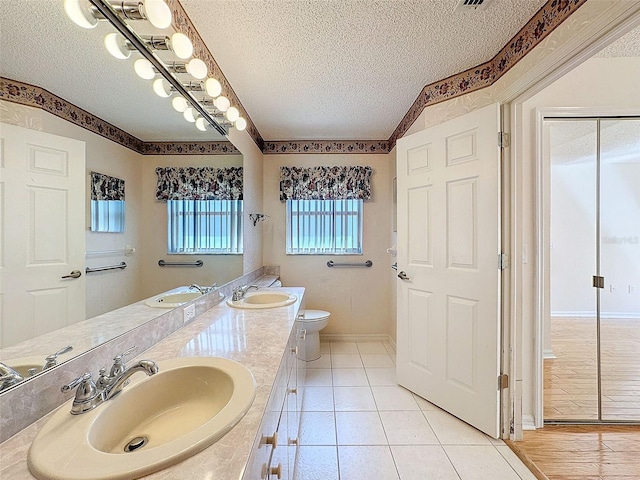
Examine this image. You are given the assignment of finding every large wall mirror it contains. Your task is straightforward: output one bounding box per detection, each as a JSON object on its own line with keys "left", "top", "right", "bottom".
{"left": 0, "top": 1, "right": 247, "bottom": 393}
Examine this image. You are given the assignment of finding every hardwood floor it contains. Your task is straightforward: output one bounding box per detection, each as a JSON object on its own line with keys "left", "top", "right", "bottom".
{"left": 544, "top": 317, "right": 640, "bottom": 421}
{"left": 508, "top": 425, "right": 640, "bottom": 480}
{"left": 508, "top": 317, "right": 640, "bottom": 480}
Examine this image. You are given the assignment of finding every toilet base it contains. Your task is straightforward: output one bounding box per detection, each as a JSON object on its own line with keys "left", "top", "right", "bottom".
{"left": 303, "top": 331, "right": 321, "bottom": 362}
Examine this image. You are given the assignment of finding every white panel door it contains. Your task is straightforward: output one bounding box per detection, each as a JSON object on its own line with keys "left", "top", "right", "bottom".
{"left": 396, "top": 103, "right": 501, "bottom": 438}
{"left": 0, "top": 123, "right": 85, "bottom": 348}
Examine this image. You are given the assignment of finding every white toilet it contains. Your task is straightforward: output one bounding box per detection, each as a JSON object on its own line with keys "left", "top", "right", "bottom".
{"left": 299, "top": 310, "right": 330, "bottom": 361}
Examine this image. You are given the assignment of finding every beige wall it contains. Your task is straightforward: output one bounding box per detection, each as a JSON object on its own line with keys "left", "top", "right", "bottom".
{"left": 262, "top": 153, "right": 394, "bottom": 338}
{"left": 139, "top": 154, "right": 244, "bottom": 298}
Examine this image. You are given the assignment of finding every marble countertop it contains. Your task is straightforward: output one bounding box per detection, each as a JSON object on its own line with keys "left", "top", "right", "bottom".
{"left": 0, "top": 285, "right": 304, "bottom": 480}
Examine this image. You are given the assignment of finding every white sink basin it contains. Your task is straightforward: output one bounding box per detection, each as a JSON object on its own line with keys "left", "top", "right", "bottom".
{"left": 145, "top": 290, "right": 202, "bottom": 308}
{"left": 226, "top": 290, "right": 297, "bottom": 309}
{"left": 28, "top": 357, "right": 256, "bottom": 480}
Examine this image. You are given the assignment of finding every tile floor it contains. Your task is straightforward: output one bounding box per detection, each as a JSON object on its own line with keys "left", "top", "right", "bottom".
{"left": 295, "top": 341, "right": 537, "bottom": 480}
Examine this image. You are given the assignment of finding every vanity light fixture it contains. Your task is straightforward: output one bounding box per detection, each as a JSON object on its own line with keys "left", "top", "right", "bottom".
{"left": 64, "top": 0, "right": 172, "bottom": 30}
{"left": 67, "top": 0, "right": 248, "bottom": 135}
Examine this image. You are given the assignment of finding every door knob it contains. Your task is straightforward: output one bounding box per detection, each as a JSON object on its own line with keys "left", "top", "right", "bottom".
{"left": 61, "top": 270, "right": 82, "bottom": 279}
{"left": 398, "top": 271, "right": 410, "bottom": 280}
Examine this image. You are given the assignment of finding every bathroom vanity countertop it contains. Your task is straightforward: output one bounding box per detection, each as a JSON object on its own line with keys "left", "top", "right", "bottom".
{"left": 0, "top": 286, "right": 305, "bottom": 480}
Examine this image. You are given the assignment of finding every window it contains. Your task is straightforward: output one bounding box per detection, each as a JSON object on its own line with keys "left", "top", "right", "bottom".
{"left": 90, "top": 200, "right": 125, "bottom": 233}
{"left": 167, "top": 199, "right": 243, "bottom": 254}
{"left": 286, "top": 199, "right": 362, "bottom": 254}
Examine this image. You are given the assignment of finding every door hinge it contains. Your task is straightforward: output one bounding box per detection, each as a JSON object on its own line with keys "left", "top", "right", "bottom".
{"left": 498, "top": 132, "right": 510, "bottom": 148}
{"left": 498, "top": 374, "right": 509, "bottom": 390}
{"left": 498, "top": 253, "right": 508, "bottom": 270}
{"left": 593, "top": 275, "right": 605, "bottom": 289}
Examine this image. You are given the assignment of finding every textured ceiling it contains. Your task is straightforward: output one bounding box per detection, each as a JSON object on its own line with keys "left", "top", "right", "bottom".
{"left": 0, "top": 1, "right": 638, "bottom": 144}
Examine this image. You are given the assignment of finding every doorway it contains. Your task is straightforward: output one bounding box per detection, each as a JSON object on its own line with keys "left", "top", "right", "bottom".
{"left": 543, "top": 116, "right": 640, "bottom": 423}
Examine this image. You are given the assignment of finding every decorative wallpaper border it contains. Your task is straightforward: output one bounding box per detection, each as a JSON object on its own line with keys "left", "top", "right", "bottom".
{"left": 263, "top": 140, "right": 389, "bottom": 155}
{"left": 386, "top": 0, "right": 588, "bottom": 149}
{"left": 2, "top": 0, "right": 585, "bottom": 156}
{"left": 0, "top": 78, "right": 238, "bottom": 156}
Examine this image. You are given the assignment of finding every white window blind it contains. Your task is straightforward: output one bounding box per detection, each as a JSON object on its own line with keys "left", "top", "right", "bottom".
{"left": 286, "top": 199, "right": 363, "bottom": 254}
{"left": 168, "top": 200, "right": 243, "bottom": 254}
{"left": 90, "top": 200, "right": 125, "bottom": 233}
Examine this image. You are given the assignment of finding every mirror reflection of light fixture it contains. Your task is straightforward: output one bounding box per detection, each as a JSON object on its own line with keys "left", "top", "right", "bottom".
{"left": 205, "top": 78, "right": 222, "bottom": 98}
{"left": 195, "top": 117, "right": 208, "bottom": 132}
{"left": 104, "top": 33, "right": 131, "bottom": 59}
{"left": 214, "top": 95, "right": 230, "bottom": 112}
{"left": 64, "top": 0, "right": 172, "bottom": 30}
{"left": 134, "top": 58, "right": 155, "bottom": 79}
{"left": 185, "top": 58, "right": 208, "bottom": 80}
{"left": 183, "top": 107, "right": 197, "bottom": 123}
{"left": 225, "top": 106, "right": 240, "bottom": 122}
{"left": 234, "top": 117, "right": 247, "bottom": 131}
{"left": 171, "top": 96, "right": 189, "bottom": 112}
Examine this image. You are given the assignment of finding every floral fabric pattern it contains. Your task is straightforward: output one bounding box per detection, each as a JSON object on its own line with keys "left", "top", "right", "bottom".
{"left": 91, "top": 171, "right": 125, "bottom": 200}
{"left": 155, "top": 166, "right": 243, "bottom": 201}
{"left": 280, "top": 166, "right": 372, "bottom": 201}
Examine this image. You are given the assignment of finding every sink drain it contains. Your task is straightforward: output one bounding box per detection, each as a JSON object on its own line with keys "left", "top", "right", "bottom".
{"left": 124, "top": 436, "right": 149, "bottom": 453}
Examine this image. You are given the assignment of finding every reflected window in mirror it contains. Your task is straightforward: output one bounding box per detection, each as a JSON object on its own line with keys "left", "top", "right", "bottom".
{"left": 156, "top": 166, "right": 243, "bottom": 255}
{"left": 90, "top": 171, "right": 125, "bottom": 233}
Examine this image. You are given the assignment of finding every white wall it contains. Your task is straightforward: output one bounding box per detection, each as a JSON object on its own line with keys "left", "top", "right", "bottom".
{"left": 139, "top": 154, "right": 244, "bottom": 299}
{"left": 262, "top": 153, "right": 394, "bottom": 338}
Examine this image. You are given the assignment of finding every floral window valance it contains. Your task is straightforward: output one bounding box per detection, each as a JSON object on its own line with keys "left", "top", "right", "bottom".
{"left": 155, "top": 166, "right": 243, "bottom": 201}
{"left": 279, "top": 166, "right": 372, "bottom": 201}
{"left": 91, "top": 171, "right": 125, "bottom": 201}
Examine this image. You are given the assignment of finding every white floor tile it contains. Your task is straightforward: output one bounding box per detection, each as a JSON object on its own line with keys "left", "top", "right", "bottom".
{"left": 300, "top": 411, "right": 336, "bottom": 445}
{"left": 295, "top": 446, "right": 339, "bottom": 480}
{"left": 330, "top": 342, "right": 359, "bottom": 354}
{"left": 444, "top": 445, "right": 521, "bottom": 480}
{"left": 379, "top": 411, "right": 439, "bottom": 445}
{"left": 305, "top": 368, "right": 333, "bottom": 386}
{"left": 495, "top": 445, "right": 538, "bottom": 480}
{"left": 356, "top": 342, "right": 388, "bottom": 354}
{"left": 391, "top": 445, "right": 461, "bottom": 480}
{"left": 332, "top": 368, "right": 368, "bottom": 386}
{"left": 333, "top": 386, "right": 377, "bottom": 411}
{"left": 335, "top": 411, "right": 388, "bottom": 445}
{"left": 366, "top": 367, "right": 398, "bottom": 386}
{"left": 330, "top": 353, "right": 363, "bottom": 368}
{"left": 361, "top": 353, "right": 395, "bottom": 368}
{"left": 302, "top": 386, "right": 335, "bottom": 412}
{"left": 412, "top": 393, "right": 441, "bottom": 411}
{"left": 372, "top": 385, "right": 420, "bottom": 410}
{"left": 423, "top": 410, "right": 493, "bottom": 445}
{"left": 306, "top": 354, "right": 331, "bottom": 369}
{"left": 338, "top": 446, "right": 400, "bottom": 480}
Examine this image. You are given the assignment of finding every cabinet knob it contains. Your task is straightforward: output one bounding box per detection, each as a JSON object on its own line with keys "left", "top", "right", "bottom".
{"left": 269, "top": 463, "right": 282, "bottom": 479}
{"left": 288, "top": 387, "right": 297, "bottom": 395}
{"left": 288, "top": 437, "right": 298, "bottom": 446}
{"left": 290, "top": 346, "right": 297, "bottom": 354}
{"left": 262, "top": 431, "right": 278, "bottom": 448}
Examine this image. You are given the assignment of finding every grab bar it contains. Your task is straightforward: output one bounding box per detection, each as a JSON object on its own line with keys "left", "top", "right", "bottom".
{"left": 85, "top": 262, "right": 127, "bottom": 273}
{"left": 327, "top": 260, "right": 373, "bottom": 268}
{"left": 158, "top": 260, "right": 204, "bottom": 267}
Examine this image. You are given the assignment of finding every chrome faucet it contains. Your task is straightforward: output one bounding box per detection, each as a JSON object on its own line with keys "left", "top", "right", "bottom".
{"left": 61, "top": 346, "right": 158, "bottom": 415}
{"left": 0, "top": 362, "right": 24, "bottom": 391}
{"left": 189, "top": 282, "right": 218, "bottom": 294}
{"left": 232, "top": 284, "right": 259, "bottom": 301}
{"left": 42, "top": 345, "right": 73, "bottom": 370}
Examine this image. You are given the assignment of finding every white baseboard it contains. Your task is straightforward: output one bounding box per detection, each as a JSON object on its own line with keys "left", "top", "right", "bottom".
{"left": 386, "top": 336, "right": 397, "bottom": 355}
{"left": 543, "top": 349, "right": 557, "bottom": 359}
{"left": 522, "top": 415, "right": 537, "bottom": 431}
{"left": 320, "top": 333, "right": 393, "bottom": 344}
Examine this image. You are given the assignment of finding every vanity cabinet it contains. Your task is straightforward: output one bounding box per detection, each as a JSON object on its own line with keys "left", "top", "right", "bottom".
{"left": 244, "top": 318, "right": 305, "bottom": 480}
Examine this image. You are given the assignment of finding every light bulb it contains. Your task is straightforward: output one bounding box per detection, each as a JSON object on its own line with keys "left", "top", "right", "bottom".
{"left": 226, "top": 106, "right": 240, "bottom": 122}
{"left": 234, "top": 117, "right": 247, "bottom": 131}
{"left": 204, "top": 78, "right": 222, "bottom": 98}
{"left": 170, "top": 33, "right": 193, "bottom": 60}
{"left": 142, "top": 0, "right": 172, "bottom": 29}
{"left": 214, "top": 95, "right": 230, "bottom": 112}
{"left": 64, "top": 0, "right": 98, "bottom": 29}
{"left": 152, "top": 78, "right": 171, "bottom": 97}
{"left": 134, "top": 58, "right": 156, "bottom": 80}
{"left": 183, "top": 108, "right": 197, "bottom": 123}
{"left": 171, "top": 96, "right": 188, "bottom": 112}
{"left": 195, "top": 117, "right": 208, "bottom": 132}
{"left": 186, "top": 58, "right": 208, "bottom": 80}
{"left": 104, "top": 33, "right": 131, "bottom": 59}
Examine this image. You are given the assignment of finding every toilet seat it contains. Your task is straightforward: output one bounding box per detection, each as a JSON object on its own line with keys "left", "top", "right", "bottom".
{"left": 302, "top": 310, "right": 330, "bottom": 322}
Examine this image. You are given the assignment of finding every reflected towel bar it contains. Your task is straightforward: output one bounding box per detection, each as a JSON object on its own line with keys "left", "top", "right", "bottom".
{"left": 158, "top": 260, "right": 204, "bottom": 267}
{"left": 327, "top": 260, "right": 373, "bottom": 268}
{"left": 86, "top": 262, "right": 127, "bottom": 273}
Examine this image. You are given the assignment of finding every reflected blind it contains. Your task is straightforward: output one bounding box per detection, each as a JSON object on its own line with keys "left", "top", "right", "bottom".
{"left": 286, "top": 199, "right": 362, "bottom": 254}
{"left": 168, "top": 200, "right": 243, "bottom": 254}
